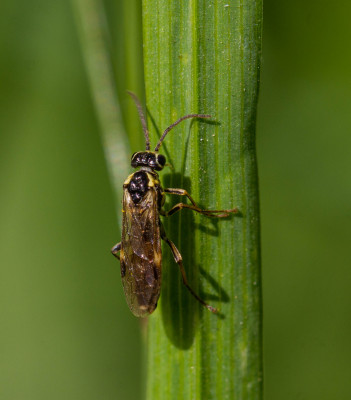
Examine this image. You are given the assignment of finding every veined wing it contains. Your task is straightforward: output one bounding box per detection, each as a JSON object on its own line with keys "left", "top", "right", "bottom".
{"left": 120, "top": 187, "right": 162, "bottom": 317}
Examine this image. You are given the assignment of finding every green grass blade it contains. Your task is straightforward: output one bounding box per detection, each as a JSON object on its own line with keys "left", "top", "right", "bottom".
{"left": 142, "top": 1, "right": 262, "bottom": 399}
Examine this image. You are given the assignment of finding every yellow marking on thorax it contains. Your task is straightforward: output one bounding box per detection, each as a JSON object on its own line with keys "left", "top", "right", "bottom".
{"left": 146, "top": 172, "right": 159, "bottom": 187}
{"left": 124, "top": 173, "right": 135, "bottom": 185}
{"left": 123, "top": 172, "right": 160, "bottom": 187}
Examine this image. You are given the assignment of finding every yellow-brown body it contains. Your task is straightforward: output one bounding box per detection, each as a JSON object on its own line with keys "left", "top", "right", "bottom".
{"left": 120, "top": 170, "right": 164, "bottom": 317}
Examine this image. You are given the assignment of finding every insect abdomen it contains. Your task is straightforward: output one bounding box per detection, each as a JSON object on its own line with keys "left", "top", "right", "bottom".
{"left": 120, "top": 256, "right": 161, "bottom": 317}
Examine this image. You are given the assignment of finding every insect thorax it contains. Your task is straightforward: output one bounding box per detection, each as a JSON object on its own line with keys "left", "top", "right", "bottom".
{"left": 124, "top": 170, "right": 161, "bottom": 205}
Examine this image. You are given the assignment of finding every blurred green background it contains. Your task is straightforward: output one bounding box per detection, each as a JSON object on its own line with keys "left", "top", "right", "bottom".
{"left": 1, "top": 1, "right": 350, "bottom": 400}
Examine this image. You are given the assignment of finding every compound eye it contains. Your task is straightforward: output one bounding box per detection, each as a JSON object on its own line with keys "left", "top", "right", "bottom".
{"left": 157, "top": 154, "right": 166, "bottom": 167}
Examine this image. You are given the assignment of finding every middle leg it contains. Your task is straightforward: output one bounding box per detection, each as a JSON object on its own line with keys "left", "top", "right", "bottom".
{"left": 163, "top": 188, "right": 238, "bottom": 218}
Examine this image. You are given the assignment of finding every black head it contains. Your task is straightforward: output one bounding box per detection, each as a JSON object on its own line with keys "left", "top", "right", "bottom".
{"left": 131, "top": 151, "right": 166, "bottom": 171}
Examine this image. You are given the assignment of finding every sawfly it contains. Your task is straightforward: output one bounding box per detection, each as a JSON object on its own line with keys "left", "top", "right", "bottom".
{"left": 111, "top": 92, "right": 238, "bottom": 317}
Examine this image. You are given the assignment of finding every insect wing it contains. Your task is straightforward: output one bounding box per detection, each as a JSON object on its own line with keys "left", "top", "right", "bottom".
{"left": 120, "top": 187, "right": 162, "bottom": 317}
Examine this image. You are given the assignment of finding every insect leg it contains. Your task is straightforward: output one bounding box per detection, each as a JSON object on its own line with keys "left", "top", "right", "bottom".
{"left": 111, "top": 242, "right": 121, "bottom": 260}
{"left": 163, "top": 188, "right": 238, "bottom": 217}
{"left": 160, "top": 227, "right": 217, "bottom": 313}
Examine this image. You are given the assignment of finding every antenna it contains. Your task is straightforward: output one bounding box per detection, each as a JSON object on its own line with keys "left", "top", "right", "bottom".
{"left": 127, "top": 91, "right": 150, "bottom": 151}
{"left": 154, "top": 114, "right": 211, "bottom": 152}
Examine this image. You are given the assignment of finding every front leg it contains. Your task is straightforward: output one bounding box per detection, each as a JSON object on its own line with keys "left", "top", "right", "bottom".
{"left": 163, "top": 188, "right": 238, "bottom": 218}
{"left": 111, "top": 242, "right": 121, "bottom": 260}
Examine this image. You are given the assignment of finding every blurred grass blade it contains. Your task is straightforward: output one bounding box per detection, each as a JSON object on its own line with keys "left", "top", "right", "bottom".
{"left": 143, "top": 1, "right": 262, "bottom": 399}
{"left": 73, "top": 0, "right": 130, "bottom": 224}
{"left": 114, "top": 0, "right": 146, "bottom": 152}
